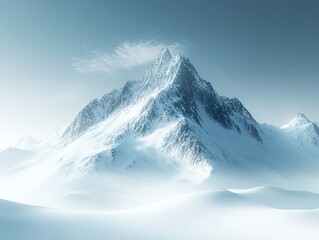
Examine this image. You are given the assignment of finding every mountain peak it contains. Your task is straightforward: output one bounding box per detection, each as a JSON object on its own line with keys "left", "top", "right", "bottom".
{"left": 143, "top": 49, "right": 192, "bottom": 92}
{"left": 282, "top": 113, "right": 312, "bottom": 129}
{"left": 295, "top": 113, "right": 309, "bottom": 121}
{"left": 158, "top": 48, "right": 172, "bottom": 63}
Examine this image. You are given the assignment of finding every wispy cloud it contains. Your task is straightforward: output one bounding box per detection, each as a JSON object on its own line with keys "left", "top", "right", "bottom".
{"left": 72, "top": 40, "right": 188, "bottom": 74}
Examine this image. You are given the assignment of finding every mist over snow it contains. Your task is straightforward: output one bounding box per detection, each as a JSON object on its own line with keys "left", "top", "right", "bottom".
{"left": 1, "top": 49, "right": 319, "bottom": 240}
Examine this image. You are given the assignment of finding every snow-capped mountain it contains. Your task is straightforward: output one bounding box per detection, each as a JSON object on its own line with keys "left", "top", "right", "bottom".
{"left": 1, "top": 49, "right": 319, "bottom": 206}
{"left": 58, "top": 48, "right": 265, "bottom": 180}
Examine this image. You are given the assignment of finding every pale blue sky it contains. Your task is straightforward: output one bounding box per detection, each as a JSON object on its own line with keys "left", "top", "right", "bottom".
{"left": 0, "top": 0, "right": 318, "bottom": 148}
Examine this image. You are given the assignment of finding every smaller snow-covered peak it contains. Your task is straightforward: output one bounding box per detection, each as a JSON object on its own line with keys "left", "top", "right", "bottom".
{"left": 281, "top": 113, "right": 312, "bottom": 129}
{"left": 281, "top": 114, "right": 319, "bottom": 146}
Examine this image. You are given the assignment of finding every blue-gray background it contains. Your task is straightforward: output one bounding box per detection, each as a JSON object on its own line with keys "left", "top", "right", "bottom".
{"left": 0, "top": 0, "right": 318, "bottom": 147}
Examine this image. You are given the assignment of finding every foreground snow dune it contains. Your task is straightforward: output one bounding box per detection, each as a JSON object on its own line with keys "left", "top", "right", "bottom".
{"left": 1, "top": 187, "right": 319, "bottom": 240}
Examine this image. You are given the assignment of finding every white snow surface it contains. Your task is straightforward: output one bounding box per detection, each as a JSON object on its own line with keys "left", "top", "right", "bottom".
{"left": 1, "top": 187, "right": 319, "bottom": 240}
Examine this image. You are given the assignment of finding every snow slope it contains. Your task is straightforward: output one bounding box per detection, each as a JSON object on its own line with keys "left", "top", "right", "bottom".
{"left": 1, "top": 187, "right": 319, "bottom": 240}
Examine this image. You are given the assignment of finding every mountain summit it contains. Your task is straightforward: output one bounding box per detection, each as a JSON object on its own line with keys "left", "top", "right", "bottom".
{"left": 157, "top": 48, "right": 172, "bottom": 63}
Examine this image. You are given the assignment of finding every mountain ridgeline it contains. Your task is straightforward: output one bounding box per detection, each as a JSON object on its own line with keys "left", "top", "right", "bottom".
{"left": 65, "top": 49, "right": 262, "bottom": 142}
